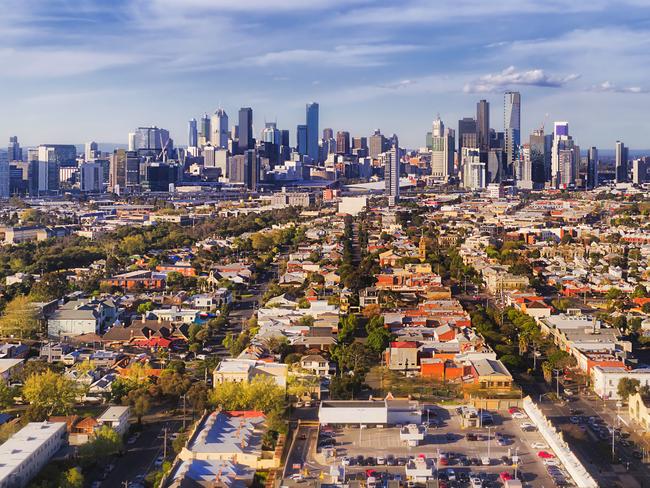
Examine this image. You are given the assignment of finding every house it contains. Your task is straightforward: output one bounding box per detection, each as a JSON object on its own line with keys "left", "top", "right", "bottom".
{"left": 163, "top": 459, "right": 254, "bottom": 488}
{"left": 213, "top": 359, "right": 288, "bottom": 388}
{"left": 0, "top": 421, "right": 68, "bottom": 487}
{"left": 469, "top": 358, "right": 514, "bottom": 391}
{"left": 47, "top": 298, "right": 119, "bottom": 339}
{"left": 0, "top": 343, "right": 29, "bottom": 360}
{"left": 300, "top": 354, "right": 335, "bottom": 377}
{"left": 385, "top": 342, "right": 419, "bottom": 371}
{"left": 0, "top": 359, "right": 24, "bottom": 382}
{"left": 39, "top": 343, "right": 72, "bottom": 363}
{"left": 96, "top": 406, "right": 130, "bottom": 436}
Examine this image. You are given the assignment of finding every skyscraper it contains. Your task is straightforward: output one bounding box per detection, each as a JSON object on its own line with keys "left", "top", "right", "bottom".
{"left": 458, "top": 117, "right": 478, "bottom": 155}
{"left": 109, "top": 149, "right": 140, "bottom": 193}
{"left": 128, "top": 132, "right": 136, "bottom": 151}
{"left": 587, "top": 147, "right": 599, "bottom": 189}
{"left": 8, "top": 136, "right": 22, "bottom": 162}
{"left": 198, "top": 114, "right": 210, "bottom": 146}
{"left": 85, "top": 141, "right": 99, "bottom": 160}
{"left": 188, "top": 118, "right": 198, "bottom": 147}
{"left": 476, "top": 100, "right": 490, "bottom": 153}
{"left": 369, "top": 129, "right": 386, "bottom": 159}
{"left": 336, "top": 131, "right": 350, "bottom": 155}
{"left": 323, "top": 128, "right": 334, "bottom": 140}
{"left": 296, "top": 125, "right": 308, "bottom": 156}
{"left": 529, "top": 129, "right": 548, "bottom": 186}
{"left": 551, "top": 122, "right": 579, "bottom": 187}
{"left": 238, "top": 107, "right": 253, "bottom": 152}
{"left": 504, "top": 91, "right": 521, "bottom": 172}
{"left": 430, "top": 116, "right": 454, "bottom": 179}
{"left": 615, "top": 140, "right": 629, "bottom": 183}
{"left": 633, "top": 158, "right": 648, "bottom": 185}
{"left": 385, "top": 144, "right": 400, "bottom": 206}
{"left": 461, "top": 147, "right": 485, "bottom": 190}
{"left": 0, "top": 160, "right": 9, "bottom": 198}
{"left": 211, "top": 108, "right": 229, "bottom": 149}
{"left": 306, "top": 102, "right": 319, "bottom": 162}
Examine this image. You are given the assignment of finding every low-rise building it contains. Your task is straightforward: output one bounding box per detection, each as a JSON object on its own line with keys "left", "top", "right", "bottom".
{"left": 213, "top": 359, "right": 288, "bottom": 388}
{"left": 591, "top": 366, "right": 650, "bottom": 400}
{"left": 96, "top": 406, "right": 130, "bottom": 436}
{"left": 0, "top": 421, "right": 68, "bottom": 487}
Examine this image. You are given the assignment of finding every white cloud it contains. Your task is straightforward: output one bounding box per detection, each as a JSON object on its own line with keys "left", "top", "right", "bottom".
{"left": 463, "top": 66, "right": 580, "bottom": 93}
{"left": 592, "top": 81, "right": 649, "bottom": 94}
{"left": 241, "top": 44, "right": 420, "bottom": 68}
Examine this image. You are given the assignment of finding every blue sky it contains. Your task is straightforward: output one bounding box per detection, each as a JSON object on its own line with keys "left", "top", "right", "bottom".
{"left": 2, "top": 0, "right": 650, "bottom": 149}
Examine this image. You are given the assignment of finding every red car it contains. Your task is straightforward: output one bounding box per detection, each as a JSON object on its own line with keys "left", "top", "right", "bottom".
{"left": 537, "top": 451, "right": 555, "bottom": 459}
{"left": 508, "top": 407, "right": 521, "bottom": 414}
{"left": 499, "top": 471, "right": 513, "bottom": 482}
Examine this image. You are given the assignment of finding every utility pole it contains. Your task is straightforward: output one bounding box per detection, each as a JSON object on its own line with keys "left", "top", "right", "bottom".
{"left": 163, "top": 427, "right": 168, "bottom": 459}
{"left": 182, "top": 394, "right": 187, "bottom": 430}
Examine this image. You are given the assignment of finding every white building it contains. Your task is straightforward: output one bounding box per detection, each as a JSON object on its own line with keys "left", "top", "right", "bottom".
{"left": 0, "top": 421, "right": 67, "bottom": 488}
{"left": 96, "top": 406, "right": 130, "bottom": 436}
{"left": 47, "top": 299, "right": 118, "bottom": 339}
{"left": 591, "top": 366, "right": 650, "bottom": 400}
{"left": 318, "top": 399, "right": 421, "bottom": 426}
{"left": 79, "top": 161, "right": 104, "bottom": 192}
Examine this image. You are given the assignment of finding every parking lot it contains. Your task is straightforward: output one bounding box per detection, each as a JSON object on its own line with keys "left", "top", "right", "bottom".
{"left": 314, "top": 406, "right": 575, "bottom": 487}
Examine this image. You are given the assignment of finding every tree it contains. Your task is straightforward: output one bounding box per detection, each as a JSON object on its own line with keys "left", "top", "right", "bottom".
{"left": 187, "top": 382, "right": 208, "bottom": 415}
{"left": 330, "top": 375, "right": 363, "bottom": 399}
{"left": 0, "top": 295, "right": 40, "bottom": 338}
{"left": 632, "top": 285, "right": 648, "bottom": 299}
{"left": 127, "top": 389, "right": 151, "bottom": 424}
{"left": 0, "top": 382, "right": 16, "bottom": 410}
{"left": 29, "top": 272, "right": 70, "bottom": 301}
{"left": 617, "top": 377, "right": 640, "bottom": 401}
{"left": 366, "top": 326, "right": 393, "bottom": 355}
{"left": 362, "top": 303, "right": 381, "bottom": 319}
{"left": 137, "top": 301, "right": 154, "bottom": 315}
{"left": 59, "top": 467, "right": 84, "bottom": 488}
{"left": 209, "top": 376, "right": 285, "bottom": 413}
{"left": 78, "top": 425, "right": 123, "bottom": 466}
{"left": 331, "top": 342, "right": 370, "bottom": 375}
{"left": 159, "top": 370, "right": 191, "bottom": 399}
{"left": 606, "top": 288, "right": 623, "bottom": 300}
{"left": 22, "top": 370, "right": 79, "bottom": 420}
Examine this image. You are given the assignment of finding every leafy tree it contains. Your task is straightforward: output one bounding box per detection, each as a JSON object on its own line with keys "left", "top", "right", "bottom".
{"left": 29, "top": 272, "right": 70, "bottom": 301}
{"left": 209, "top": 376, "right": 285, "bottom": 413}
{"left": 127, "top": 389, "right": 151, "bottom": 424}
{"left": 159, "top": 370, "right": 191, "bottom": 399}
{"left": 187, "top": 382, "right": 208, "bottom": 415}
{"left": 617, "top": 377, "right": 641, "bottom": 401}
{"left": 362, "top": 304, "right": 381, "bottom": 319}
{"left": 0, "top": 382, "right": 16, "bottom": 410}
{"left": 632, "top": 285, "right": 648, "bottom": 299}
{"left": 78, "top": 425, "right": 123, "bottom": 467}
{"left": 137, "top": 301, "right": 154, "bottom": 314}
{"left": 330, "top": 375, "right": 363, "bottom": 399}
{"left": 331, "top": 342, "right": 370, "bottom": 375}
{"left": 643, "top": 303, "right": 650, "bottom": 314}
{"left": 22, "top": 370, "right": 79, "bottom": 420}
{"left": 606, "top": 288, "right": 623, "bottom": 300}
{"left": 366, "top": 326, "right": 393, "bottom": 355}
{"left": 0, "top": 295, "right": 40, "bottom": 338}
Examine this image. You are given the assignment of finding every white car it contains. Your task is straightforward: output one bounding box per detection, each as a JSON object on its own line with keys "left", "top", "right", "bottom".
{"left": 531, "top": 442, "right": 549, "bottom": 449}
{"left": 512, "top": 412, "right": 528, "bottom": 419}
{"left": 481, "top": 457, "right": 491, "bottom": 465}
{"left": 341, "top": 457, "right": 350, "bottom": 466}
{"left": 470, "top": 477, "right": 483, "bottom": 488}
{"left": 289, "top": 474, "right": 304, "bottom": 481}
{"left": 520, "top": 422, "right": 537, "bottom": 430}
{"left": 544, "top": 459, "right": 560, "bottom": 466}
{"left": 376, "top": 456, "right": 386, "bottom": 465}
{"left": 154, "top": 456, "right": 164, "bottom": 468}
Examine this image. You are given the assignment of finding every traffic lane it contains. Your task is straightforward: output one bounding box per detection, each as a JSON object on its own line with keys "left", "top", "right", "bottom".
{"left": 286, "top": 426, "right": 318, "bottom": 476}
{"left": 103, "top": 422, "right": 169, "bottom": 487}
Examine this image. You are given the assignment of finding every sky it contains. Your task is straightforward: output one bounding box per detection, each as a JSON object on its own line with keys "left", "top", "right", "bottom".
{"left": 2, "top": 0, "right": 650, "bottom": 150}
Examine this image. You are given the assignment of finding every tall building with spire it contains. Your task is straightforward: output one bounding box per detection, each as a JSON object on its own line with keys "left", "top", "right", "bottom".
{"left": 504, "top": 91, "right": 521, "bottom": 172}
{"left": 551, "top": 122, "right": 579, "bottom": 188}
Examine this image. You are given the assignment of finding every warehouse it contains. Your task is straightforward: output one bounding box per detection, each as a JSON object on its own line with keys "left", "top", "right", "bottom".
{"left": 318, "top": 399, "right": 421, "bottom": 426}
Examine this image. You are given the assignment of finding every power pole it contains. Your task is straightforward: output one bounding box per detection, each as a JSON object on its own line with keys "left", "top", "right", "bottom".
{"left": 163, "top": 427, "right": 168, "bottom": 459}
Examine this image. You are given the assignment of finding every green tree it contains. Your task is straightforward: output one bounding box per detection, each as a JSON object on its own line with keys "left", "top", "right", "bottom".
{"left": 617, "top": 377, "right": 641, "bottom": 401}
{"left": 159, "top": 370, "right": 191, "bottom": 399}
{"left": 0, "top": 382, "right": 16, "bottom": 410}
{"left": 366, "top": 326, "right": 394, "bottom": 355}
{"left": 127, "top": 389, "right": 151, "bottom": 424}
{"left": 59, "top": 467, "right": 84, "bottom": 488}
{"left": 0, "top": 295, "right": 40, "bottom": 338}
{"left": 78, "top": 425, "right": 123, "bottom": 466}
{"left": 209, "top": 376, "right": 285, "bottom": 413}
{"left": 22, "top": 370, "right": 79, "bottom": 420}
{"left": 29, "top": 272, "right": 70, "bottom": 301}
{"left": 137, "top": 301, "right": 154, "bottom": 314}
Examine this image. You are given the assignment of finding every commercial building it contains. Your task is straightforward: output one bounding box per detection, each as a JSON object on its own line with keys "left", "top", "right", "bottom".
{"left": 384, "top": 144, "right": 400, "bottom": 206}
{"left": 430, "top": 116, "right": 454, "bottom": 180}
{"left": 211, "top": 108, "right": 229, "bottom": 149}
{"left": 587, "top": 146, "right": 599, "bottom": 189}
{"left": 79, "top": 161, "right": 103, "bottom": 192}
{"left": 96, "top": 406, "right": 130, "bottom": 436}
{"left": 188, "top": 118, "right": 198, "bottom": 148}
{"left": 615, "top": 140, "right": 629, "bottom": 183}
{"left": 238, "top": 107, "right": 254, "bottom": 152}
{"left": 551, "top": 122, "right": 579, "bottom": 188}
{"left": 0, "top": 421, "right": 68, "bottom": 487}
{"left": 306, "top": 102, "right": 319, "bottom": 162}
{"left": 318, "top": 399, "right": 421, "bottom": 426}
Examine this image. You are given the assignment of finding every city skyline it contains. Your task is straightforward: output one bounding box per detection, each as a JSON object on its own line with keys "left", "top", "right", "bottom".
{"left": 2, "top": 0, "right": 650, "bottom": 148}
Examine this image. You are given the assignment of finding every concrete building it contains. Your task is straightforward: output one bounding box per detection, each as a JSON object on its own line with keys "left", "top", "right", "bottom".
{"left": 48, "top": 298, "right": 118, "bottom": 339}
{"left": 615, "top": 140, "right": 629, "bottom": 183}
{"left": 430, "top": 116, "right": 454, "bottom": 180}
{"left": 96, "top": 406, "right": 130, "bottom": 436}
{"left": 79, "top": 161, "right": 104, "bottom": 192}
{"left": 0, "top": 421, "right": 68, "bottom": 487}
{"left": 213, "top": 359, "right": 288, "bottom": 388}
{"left": 384, "top": 144, "right": 400, "bottom": 206}
{"left": 318, "top": 399, "right": 421, "bottom": 426}
{"left": 591, "top": 366, "right": 650, "bottom": 400}
{"left": 504, "top": 91, "right": 521, "bottom": 170}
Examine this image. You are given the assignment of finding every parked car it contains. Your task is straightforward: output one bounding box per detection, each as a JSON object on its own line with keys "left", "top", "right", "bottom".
{"left": 154, "top": 456, "right": 164, "bottom": 468}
